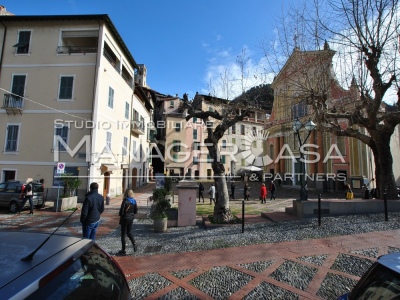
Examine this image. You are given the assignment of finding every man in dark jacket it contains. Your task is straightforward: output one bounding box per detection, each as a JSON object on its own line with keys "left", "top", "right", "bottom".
{"left": 80, "top": 182, "right": 105, "bottom": 241}
{"left": 118, "top": 189, "right": 138, "bottom": 254}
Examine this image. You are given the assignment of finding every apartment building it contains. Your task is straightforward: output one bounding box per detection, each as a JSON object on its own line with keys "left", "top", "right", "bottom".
{"left": 155, "top": 93, "right": 266, "bottom": 180}
{"left": 0, "top": 14, "right": 152, "bottom": 200}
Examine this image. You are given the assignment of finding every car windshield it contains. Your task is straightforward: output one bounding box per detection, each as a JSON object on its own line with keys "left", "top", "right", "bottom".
{"left": 26, "top": 244, "right": 130, "bottom": 300}
{"left": 350, "top": 262, "right": 400, "bottom": 299}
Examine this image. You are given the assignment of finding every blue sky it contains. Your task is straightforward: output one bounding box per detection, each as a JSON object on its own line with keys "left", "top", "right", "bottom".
{"left": 2, "top": 0, "right": 293, "bottom": 99}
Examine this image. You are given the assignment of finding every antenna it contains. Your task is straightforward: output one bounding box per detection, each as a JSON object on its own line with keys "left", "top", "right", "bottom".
{"left": 21, "top": 208, "right": 78, "bottom": 261}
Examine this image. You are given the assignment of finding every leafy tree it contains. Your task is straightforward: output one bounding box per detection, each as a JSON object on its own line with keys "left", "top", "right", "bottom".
{"left": 265, "top": 0, "right": 400, "bottom": 199}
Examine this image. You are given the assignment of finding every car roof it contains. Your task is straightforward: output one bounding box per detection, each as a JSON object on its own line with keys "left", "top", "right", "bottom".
{"left": 377, "top": 252, "right": 400, "bottom": 273}
{"left": 0, "top": 231, "right": 92, "bottom": 298}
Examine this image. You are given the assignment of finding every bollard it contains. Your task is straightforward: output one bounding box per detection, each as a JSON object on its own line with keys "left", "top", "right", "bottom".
{"left": 242, "top": 200, "right": 245, "bottom": 233}
{"left": 318, "top": 193, "right": 321, "bottom": 226}
{"left": 384, "top": 188, "right": 388, "bottom": 221}
{"left": 106, "top": 194, "right": 110, "bottom": 205}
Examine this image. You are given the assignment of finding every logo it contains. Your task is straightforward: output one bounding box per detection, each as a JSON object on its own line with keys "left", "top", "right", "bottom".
{"left": 240, "top": 130, "right": 273, "bottom": 166}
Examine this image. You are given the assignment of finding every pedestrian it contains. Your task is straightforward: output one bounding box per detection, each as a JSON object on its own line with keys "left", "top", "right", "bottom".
{"left": 80, "top": 182, "right": 105, "bottom": 241}
{"left": 208, "top": 183, "right": 216, "bottom": 205}
{"left": 269, "top": 180, "right": 276, "bottom": 200}
{"left": 198, "top": 182, "right": 205, "bottom": 203}
{"left": 260, "top": 183, "right": 267, "bottom": 203}
{"left": 244, "top": 182, "right": 250, "bottom": 201}
{"left": 118, "top": 189, "right": 138, "bottom": 254}
{"left": 230, "top": 181, "right": 235, "bottom": 199}
{"left": 19, "top": 178, "right": 34, "bottom": 214}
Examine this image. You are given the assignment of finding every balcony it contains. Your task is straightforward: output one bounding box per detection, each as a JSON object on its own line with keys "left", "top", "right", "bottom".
{"left": 131, "top": 121, "right": 145, "bottom": 136}
{"left": 57, "top": 46, "right": 98, "bottom": 55}
{"left": 2, "top": 94, "right": 24, "bottom": 115}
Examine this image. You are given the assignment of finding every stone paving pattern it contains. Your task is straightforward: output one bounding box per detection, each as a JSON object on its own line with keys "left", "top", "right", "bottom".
{"left": 1, "top": 181, "right": 399, "bottom": 299}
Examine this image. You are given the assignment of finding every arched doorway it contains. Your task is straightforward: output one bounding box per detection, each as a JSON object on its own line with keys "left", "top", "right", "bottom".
{"left": 103, "top": 172, "right": 110, "bottom": 198}
{"left": 131, "top": 168, "right": 138, "bottom": 189}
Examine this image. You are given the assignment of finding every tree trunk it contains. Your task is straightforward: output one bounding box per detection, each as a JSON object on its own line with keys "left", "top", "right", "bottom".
{"left": 207, "top": 138, "right": 234, "bottom": 222}
{"left": 370, "top": 131, "right": 397, "bottom": 199}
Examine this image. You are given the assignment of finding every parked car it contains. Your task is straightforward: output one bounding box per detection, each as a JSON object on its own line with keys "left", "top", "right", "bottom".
{"left": 0, "top": 231, "right": 132, "bottom": 299}
{"left": 0, "top": 180, "right": 45, "bottom": 213}
{"left": 337, "top": 252, "right": 400, "bottom": 299}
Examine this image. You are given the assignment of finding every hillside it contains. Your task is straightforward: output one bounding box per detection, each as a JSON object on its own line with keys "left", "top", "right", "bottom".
{"left": 233, "top": 84, "right": 274, "bottom": 113}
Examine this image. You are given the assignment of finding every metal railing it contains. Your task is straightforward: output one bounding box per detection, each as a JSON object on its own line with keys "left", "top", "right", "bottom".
{"left": 2, "top": 94, "right": 24, "bottom": 109}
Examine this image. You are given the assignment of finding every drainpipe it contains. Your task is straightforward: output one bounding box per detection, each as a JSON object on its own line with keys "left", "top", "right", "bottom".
{"left": 0, "top": 21, "right": 7, "bottom": 77}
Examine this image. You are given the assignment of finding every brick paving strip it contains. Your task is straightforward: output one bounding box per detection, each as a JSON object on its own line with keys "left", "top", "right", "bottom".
{"left": 114, "top": 229, "right": 400, "bottom": 299}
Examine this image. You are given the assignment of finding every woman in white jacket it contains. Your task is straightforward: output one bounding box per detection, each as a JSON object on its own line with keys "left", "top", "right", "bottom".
{"left": 208, "top": 183, "right": 216, "bottom": 205}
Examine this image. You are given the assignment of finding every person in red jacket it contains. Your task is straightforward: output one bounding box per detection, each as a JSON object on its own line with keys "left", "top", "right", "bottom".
{"left": 260, "top": 183, "right": 268, "bottom": 203}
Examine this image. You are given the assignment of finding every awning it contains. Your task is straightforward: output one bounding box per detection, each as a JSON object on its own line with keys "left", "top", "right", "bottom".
{"left": 12, "top": 42, "right": 28, "bottom": 48}
{"left": 100, "top": 164, "right": 120, "bottom": 174}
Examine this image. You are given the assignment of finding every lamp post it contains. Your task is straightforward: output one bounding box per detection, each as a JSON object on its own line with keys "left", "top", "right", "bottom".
{"left": 292, "top": 118, "right": 316, "bottom": 201}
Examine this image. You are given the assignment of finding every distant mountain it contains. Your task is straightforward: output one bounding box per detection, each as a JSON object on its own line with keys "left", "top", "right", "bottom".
{"left": 233, "top": 84, "right": 274, "bottom": 113}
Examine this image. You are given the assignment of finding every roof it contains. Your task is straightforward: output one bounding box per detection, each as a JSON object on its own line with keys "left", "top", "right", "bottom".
{"left": 0, "top": 231, "right": 92, "bottom": 298}
{"left": 377, "top": 252, "right": 400, "bottom": 273}
{"left": 0, "top": 14, "right": 138, "bottom": 69}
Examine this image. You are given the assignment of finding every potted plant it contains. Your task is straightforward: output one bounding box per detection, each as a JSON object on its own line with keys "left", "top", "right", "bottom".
{"left": 149, "top": 189, "right": 171, "bottom": 232}
{"left": 54, "top": 173, "right": 82, "bottom": 212}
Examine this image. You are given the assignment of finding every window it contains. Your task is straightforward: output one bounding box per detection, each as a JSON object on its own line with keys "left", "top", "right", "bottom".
{"left": 173, "top": 140, "right": 180, "bottom": 152}
{"left": 12, "top": 75, "right": 26, "bottom": 97}
{"left": 241, "top": 125, "right": 245, "bottom": 135}
{"left": 193, "top": 129, "right": 198, "bottom": 140}
{"left": 222, "top": 140, "right": 226, "bottom": 148}
{"left": 58, "top": 76, "right": 74, "bottom": 100}
{"left": 193, "top": 117, "right": 197, "bottom": 123}
{"left": 221, "top": 155, "right": 226, "bottom": 164}
{"left": 337, "top": 136, "right": 346, "bottom": 156}
{"left": 193, "top": 156, "right": 199, "bottom": 164}
{"left": 5, "top": 125, "right": 19, "bottom": 152}
{"left": 175, "top": 123, "right": 181, "bottom": 132}
{"left": 14, "top": 30, "right": 31, "bottom": 54}
{"left": 232, "top": 125, "right": 236, "bottom": 134}
{"left": 54, "top": 125, "right": 69, "bottom": 152}
{"left": 53, "top": 166, "right": 79, "bottom": 187}
{"left": 232, "top": 138, "right": 236, "bottom": 144}
{"left": 122, "top": 137, "right": 128, "bottom": 156}
{"left": 106, "top": 132, "right": 112, "bottom": 152}
{"left": 170, "top": 100, "right": 174, "bottom": 108}
{"left": 125, "top": 102, "right": 130, "bottom": 119}
{"left": 193, "top": 142, "right": 200, "bottom": 151}
{"left": 292, "top": 102, "right": 307, "bottom": 119}
{"left": 252, "top": 127, "right": 257, "bottom": 135}
{"left": 207, "top": 154, "right": 212, "bottom": 163}
{"left": 108, "top": 87, "right": 114, "bottom": 108}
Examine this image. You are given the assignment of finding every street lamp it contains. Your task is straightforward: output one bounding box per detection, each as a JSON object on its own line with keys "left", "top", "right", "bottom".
{"left": 292, "top": 118, "right": 316, "bottom": 201}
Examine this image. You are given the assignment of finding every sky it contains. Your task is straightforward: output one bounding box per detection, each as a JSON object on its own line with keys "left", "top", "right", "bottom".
{"left": 1, "top": 0, "right": 294, "bottom": 99}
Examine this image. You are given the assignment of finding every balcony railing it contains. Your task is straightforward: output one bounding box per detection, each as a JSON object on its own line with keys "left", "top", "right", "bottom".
{"left": 131, "top": 121, "right": 145, "bottom": 136}
{"left": 57, "top": 46, "right": 98, "bottom": 54}
{"left": 2, "top": 94, "right": 24, "bottom": 114}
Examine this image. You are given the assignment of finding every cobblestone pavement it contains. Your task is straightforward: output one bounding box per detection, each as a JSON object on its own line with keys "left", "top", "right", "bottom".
{"left": 1, "top": 181, "right": 399, "bottom": 299}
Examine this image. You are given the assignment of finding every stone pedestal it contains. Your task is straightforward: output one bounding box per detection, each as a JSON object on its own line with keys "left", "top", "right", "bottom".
{"left": 176, "top": 180, "right": 198, "bottom": 226}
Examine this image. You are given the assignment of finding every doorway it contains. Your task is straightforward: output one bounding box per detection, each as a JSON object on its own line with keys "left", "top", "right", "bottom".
{"left": 2, "top": 170, "right": 16, "bottom": 182}
{"left": 103, "top": 172, "right": 110, "bottom": 198}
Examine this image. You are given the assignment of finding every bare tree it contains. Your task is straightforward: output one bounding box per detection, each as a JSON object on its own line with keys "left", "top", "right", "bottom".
{"left": 182, "top": 94, "right": 255, "bottom": 222}
{"left": 266, "top": 0, "right": 400, "bottom": 199}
